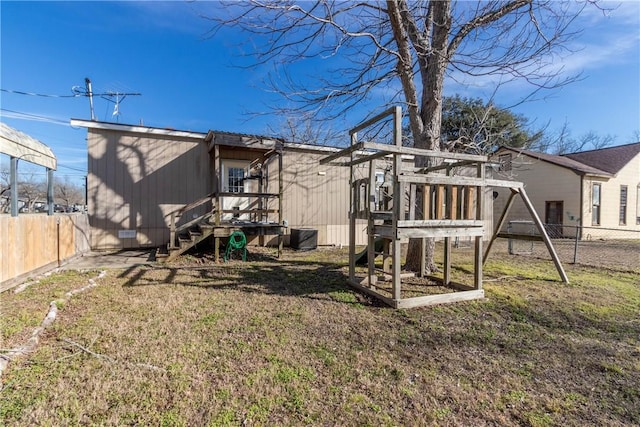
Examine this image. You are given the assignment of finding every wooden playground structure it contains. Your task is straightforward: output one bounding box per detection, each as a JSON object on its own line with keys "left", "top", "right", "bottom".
{"left": 320, "top": 107, "right": 568, "bottom": 309}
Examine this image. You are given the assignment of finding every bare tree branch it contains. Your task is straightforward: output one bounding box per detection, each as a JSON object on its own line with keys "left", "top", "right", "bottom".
{"left": 206, "top": 0, "right": 595, "bottom": 272}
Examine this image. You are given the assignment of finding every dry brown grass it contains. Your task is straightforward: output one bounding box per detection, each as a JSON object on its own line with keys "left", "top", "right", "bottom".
{"left": 1, "top": 246, "right": 638, "bottom": 426}
{"left": 1, "top": 270, "right": 101, "bottom": 350}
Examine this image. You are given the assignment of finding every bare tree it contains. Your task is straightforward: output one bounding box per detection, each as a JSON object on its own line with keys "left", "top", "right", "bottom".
{"left": 533, "top": 120, "right": 615, "bottom": 154}
{"left": 267, "top": 114, "right": 341, "bottom": 146}
{"left": 18, "top": 173, "right": 46, "bottom": 213}
{"left": 210, "top": 0, "right": 593, "bottom": 272}
{"left": 54, "top": 177, "right": 85, "bottom": 208}
{"left": 0, "top": 168, "right": 10, "bottom": 213}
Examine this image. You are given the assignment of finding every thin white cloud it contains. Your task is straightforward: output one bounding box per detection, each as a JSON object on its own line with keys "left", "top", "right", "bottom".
{"left": 556, "top": 33, "right": 639, "bottom": 74}
{"left": 445, "top": 3, "right": 639, "bottom": 96}
{"left": 579, "top": 0, "right": 640, "bottom": 26}
{"left": 117, "top": 1, "right": 216, "bottom": 36}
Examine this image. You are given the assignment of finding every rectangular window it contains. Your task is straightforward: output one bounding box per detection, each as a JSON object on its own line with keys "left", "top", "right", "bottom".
{"left": 498, "top": 153, "right": 512, "bottom": 172}
{"left": 619, "top": 185, "right": 627, "bottom": 226}
{"left": 227, "top": 167, "right": 245, "bottom": 193}
{"left": 636, "top": 186, "right": 640, "bottom": 225}
{"left": 592, "top": 183, "right": 601, "bottom": 226}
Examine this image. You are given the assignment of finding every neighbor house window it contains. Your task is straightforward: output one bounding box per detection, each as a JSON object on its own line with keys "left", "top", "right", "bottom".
{"left": 619, "top": 185, "right": 627, "bottom": 226}
{"left": 592, "top": 183, "right": 601, "bottom": 226}
{"left": 636, "top": 186, "right": 640, "bottom": 225}
{"left": 227, "top": 167, "right": 245, "bottom": 193}
{"left": 498, "top": 153, "right": 512, "bottom": 172}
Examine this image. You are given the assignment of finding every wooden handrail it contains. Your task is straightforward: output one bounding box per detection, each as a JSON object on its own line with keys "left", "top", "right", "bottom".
{"left": 166, "top": 191, "right": 280, "bottom": 219}
{"left": 174, "top": 212, "right": 214, "bottom": 236}
{"left": 166, "top": 191, "right": 216, "bottom": 218}
{"left": 166, "top": 190, "right": 282, "bottom": 249}
{"left": 216, "top": 192, "right": 280, "bottom": 198}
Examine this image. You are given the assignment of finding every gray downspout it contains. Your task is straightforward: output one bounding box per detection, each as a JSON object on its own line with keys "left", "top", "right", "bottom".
{"left": 47, "top": 168, "right": 54, "bottom": 215}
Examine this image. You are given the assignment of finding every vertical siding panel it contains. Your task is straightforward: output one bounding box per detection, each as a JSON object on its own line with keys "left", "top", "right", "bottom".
{"left": 88, "top": 132, "right": 97, "bottom": 247}
{"left": 296, "top": 154, "right": 304, "bottom": 225}
{"left": 182, "top": 142, "right": 189, "bottom": 208}
{"left": 87, "top": 132, "right": 98, "bottom": 247}
{"left": 181, "top": 142, "right": 190, "bottom": 207}
{"left": 151, "top": 135, "right": 161, "bottom": 245}
{"left": 97, "top": 133, "right": 105, "bottom": 247}
{"left": 131, "top": 136, "right": 146, "bottom": 245}
{"left": 136, "top": 135, "right": 146, "bottom": 245}
{"left": 127, "top": 135, "right": 138, "bottom": 247}
{"left": 137, "top": 135, "right": 148, "bottom": 246}
{"left": 146, "top": 141, "right": 156, "bottom": 247}
{"left": 186, "top": 143, "right": 194, "bottom": 204}
{"left": 316, "top": 153, "right": 324, "bottom": 229}
{"left": 102, "top": 133, "right": 113, "bottom": 248}
{"left": 147, "top": 136, "right": 159, "bottom": 244}
{"left": 117, "top": 134, "right": 128, "bottom": 248}
{"left": 107, "top": 133, "right": 120, "bottom": 247}
{"left": 168, "top": 138, "right": 180, "bottom": 229}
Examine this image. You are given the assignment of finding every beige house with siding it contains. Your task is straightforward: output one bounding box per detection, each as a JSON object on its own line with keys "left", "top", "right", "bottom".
{"left": 491, "top": 143, "right": 640, "bottom": 239}
{"left": 71, "top": 119, "right": 368, "bottom": 251}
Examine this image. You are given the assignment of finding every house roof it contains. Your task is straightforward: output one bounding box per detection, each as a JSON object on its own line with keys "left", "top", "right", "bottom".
{"left": 70, "top": 118, "right": 207, "bottom": 140}
{"left": 71, "top": 118, "right": 343, "bottom": 154}
{"left": 496, "top": 146, "right": 612, "bottom": 177}
{"left": 562, "top": 142, "right": 640, "bottom": 175}
{"left": 0, "top": 122, "right": 57, "bottom": 169}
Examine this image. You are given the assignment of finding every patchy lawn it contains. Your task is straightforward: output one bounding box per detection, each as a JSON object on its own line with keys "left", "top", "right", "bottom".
{"left": 1, "top": 246, "right": 638, "bottom": 426}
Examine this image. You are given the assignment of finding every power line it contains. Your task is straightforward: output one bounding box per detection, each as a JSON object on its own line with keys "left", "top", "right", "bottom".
{"left": 2, "top": 79, "right": 142, "bottom": 122}
{"left": 0, "top": 108, "right": 70, "bottom": 126}
{"left": 58, "top": 164, "right": 87, "bottom": 173}
{"left": 1, "top": 87, "right": 141, "bottom": 98}
{"left": 1, "top": 88, "right": 80, "bottom": 98}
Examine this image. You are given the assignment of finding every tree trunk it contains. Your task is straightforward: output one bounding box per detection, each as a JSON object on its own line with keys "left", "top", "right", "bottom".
{"left": 404, "top": 0, "right": 451, "bottom": 273}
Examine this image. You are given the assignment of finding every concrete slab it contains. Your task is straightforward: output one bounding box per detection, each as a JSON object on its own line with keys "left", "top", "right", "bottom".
{"left": 60, "top": 250, "right": 157, "bottom": 270}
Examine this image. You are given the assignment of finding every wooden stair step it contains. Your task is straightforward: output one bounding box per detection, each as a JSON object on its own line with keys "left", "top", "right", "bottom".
{"left": 178, "top": 237, "right": 193, "bottom": 249}
{"left": 189, "top": 229, "right": 203, "bottom": 238}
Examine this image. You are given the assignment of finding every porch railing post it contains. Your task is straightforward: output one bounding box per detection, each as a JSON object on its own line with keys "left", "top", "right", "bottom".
{"left": 169, "top": 212, "right": 177, "bottom": 249}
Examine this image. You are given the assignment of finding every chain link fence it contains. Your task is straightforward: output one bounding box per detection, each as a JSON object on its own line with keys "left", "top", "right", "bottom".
{"left": 502, "top": 221, "right": 640, "bottom": 272}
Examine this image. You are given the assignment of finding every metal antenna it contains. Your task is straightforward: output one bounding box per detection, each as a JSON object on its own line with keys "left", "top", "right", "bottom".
{"left": 85, "top": 78, "right": 95, "bottom": 121}
{"left": 73, "top": 78, "right": 141, "bottom": 121}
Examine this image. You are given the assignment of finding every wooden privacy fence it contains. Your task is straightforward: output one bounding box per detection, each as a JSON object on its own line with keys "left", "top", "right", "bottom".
{"left": 0, "top": 213, "right": 90, "bottom": 292}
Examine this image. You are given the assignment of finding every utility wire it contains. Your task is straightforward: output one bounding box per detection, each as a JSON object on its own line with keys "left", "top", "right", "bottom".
{"left": 1, "top": 88, "right": 141, "bottom": 98}
{"left": 58, "top": 164, "right": 87, "bottom": 173}
{"left": 0, "top": 108, "right": 69, "bottom": 126}
{"left": 1, "top": 88, "right": 80, "bottom": 98}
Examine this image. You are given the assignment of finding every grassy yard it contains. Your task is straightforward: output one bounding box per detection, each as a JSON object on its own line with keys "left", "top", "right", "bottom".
{"left": 1, "top": 246, "right": 638, "bottom": 426}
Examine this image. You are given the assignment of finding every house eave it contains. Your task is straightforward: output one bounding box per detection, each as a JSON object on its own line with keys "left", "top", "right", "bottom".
{"left": 495, "top": 146, "right": 612, "bottom": 179}
{"left": 70, "top": 119, "right": 207, "bottom": 140}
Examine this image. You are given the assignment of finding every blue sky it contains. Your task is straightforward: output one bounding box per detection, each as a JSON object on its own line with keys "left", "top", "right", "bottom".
{"left": 1, "top": 1, "right": 639, "bottom": 187}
